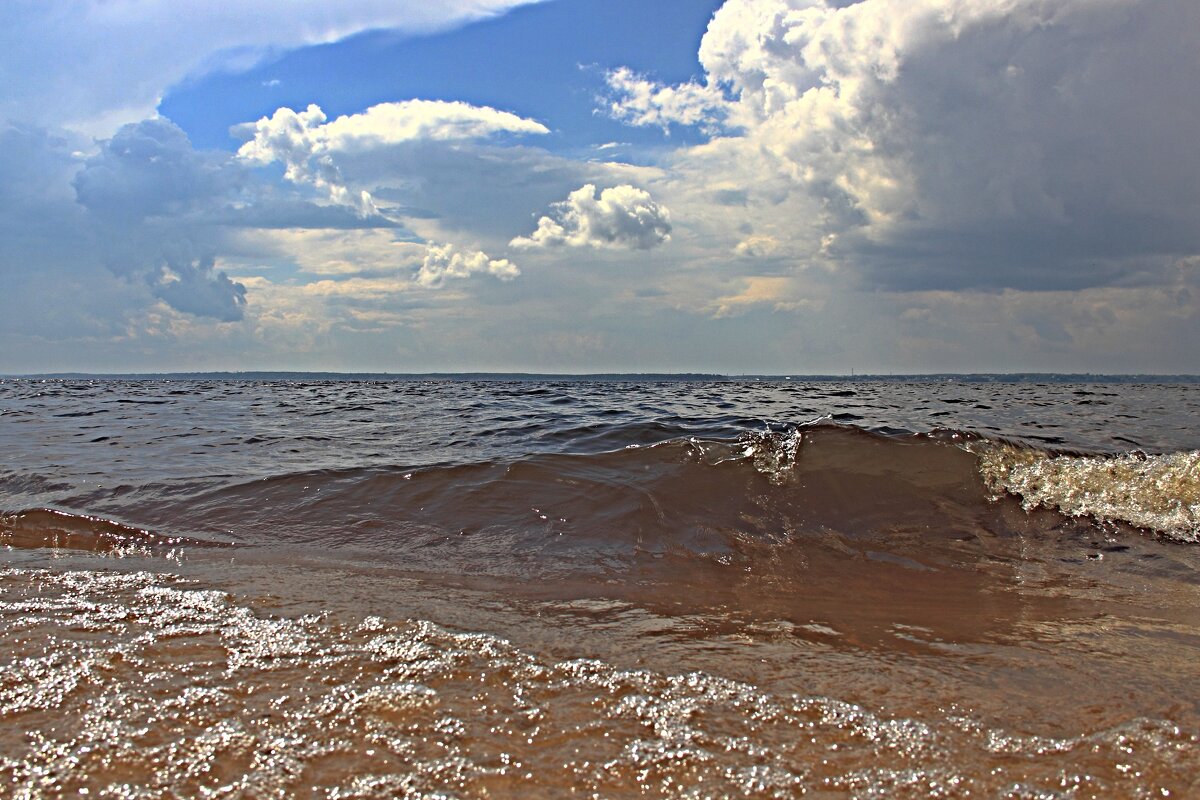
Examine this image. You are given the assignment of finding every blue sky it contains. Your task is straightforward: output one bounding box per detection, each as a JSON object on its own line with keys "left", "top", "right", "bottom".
{"left": 2, "top": 0, "right": 1199, "bottom": 374}
{"left": 161, "top": 0, "right": 725, "bottom": 155}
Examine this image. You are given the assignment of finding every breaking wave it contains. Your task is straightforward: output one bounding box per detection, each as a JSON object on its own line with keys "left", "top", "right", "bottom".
{"left": 974, "top": 441, "right": 1200, "bottom": 543}
{"left": 5, "top": 424, "right": 1196, "bottom": 584}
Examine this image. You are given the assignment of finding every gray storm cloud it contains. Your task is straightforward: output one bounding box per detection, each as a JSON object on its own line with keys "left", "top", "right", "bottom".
{"left": 72, "top": 118, "right": 251, "bottom": 321}
{"left": 74, "top": 118, "right": 239, "bottom": 222}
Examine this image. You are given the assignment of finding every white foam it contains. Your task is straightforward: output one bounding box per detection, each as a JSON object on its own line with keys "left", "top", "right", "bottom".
{"left": 976, "top": 444, "right": 1200, "bottom": 542}
{"left": 1, "top": 565, "right": 1197, "bottom": 797}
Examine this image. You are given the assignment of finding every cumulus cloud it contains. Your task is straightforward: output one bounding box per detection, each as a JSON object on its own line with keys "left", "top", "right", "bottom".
{"left": 240, "top": 228, "right": 518, "bottom": 289}
{"left": 23, "top": 114, "right": 405, "bottom": 325}
{"left": 415, "top": 242, "right": 520, "bottom": 288}
{"left": 151, "top": 257, "right": 247, "bottom": 322}
{"left": 236, "top": 101, "right": 549, "bottom": 216}
{"left": 331, "top": 140, "right": 665, "bottom": 242}
{"left": 613, "top": 0, "right": 1200, "bottom": 292}
{"left": 511, "top": 184, "right": 671, "bottom": 250}
{"left": 74, "top": 118, "right": 239, "bottom": 222}
{"left": 67, "top": 118, "right": 253, "bottom": 320}
{"left": 30, "top": 100, "right": 544, "bottom": 326}
{"left": 0, "top": 0, "right": 545, "bottom": 133}
{"left": 314, "top": 100, "right": 549, "bottom": 148}
{"left": 235, "top": 105, "right": 376, "bottom": 216}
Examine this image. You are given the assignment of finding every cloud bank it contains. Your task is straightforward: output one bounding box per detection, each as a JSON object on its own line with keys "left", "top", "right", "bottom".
{"left": 4, "top": 0, "right": 1200, "bottom": 374}
{"left": 612, "top": 0, "right": 1200, "bottom": 292}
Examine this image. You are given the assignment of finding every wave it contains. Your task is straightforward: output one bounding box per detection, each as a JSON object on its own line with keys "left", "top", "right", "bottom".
{"left": 0, "top": 507, "right": 230, "bottom": 555}
{"left": 4, "top": 424, "right": 1197, "bottom": 580}
{"left": 973, "top": 440, "right": 1200, "bottom": 544}
{"left": 712, "top": 422, "right": 1199, "bottom": 543}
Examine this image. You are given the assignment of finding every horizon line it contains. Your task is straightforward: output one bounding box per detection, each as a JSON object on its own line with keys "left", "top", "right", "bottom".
{"left": 5, "top": 370, "right": 1200, "bottom": 382}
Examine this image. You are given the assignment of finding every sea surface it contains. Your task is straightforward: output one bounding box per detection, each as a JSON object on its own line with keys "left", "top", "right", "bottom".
{"left": 2, "top": 378, "right": 1199, "bottom": 798}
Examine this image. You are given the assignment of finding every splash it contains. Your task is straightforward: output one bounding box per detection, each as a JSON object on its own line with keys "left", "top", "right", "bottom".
{"left": 684, "top": 425, "right": 804, "bottom": 485}
{"left": 975, "top": 444, "right": 1200, "bottom": 542}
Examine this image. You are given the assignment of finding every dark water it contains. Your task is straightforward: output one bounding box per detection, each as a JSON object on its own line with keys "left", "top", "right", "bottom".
{"left": 2, "top": 379, "right": 1199, "bottom": 797}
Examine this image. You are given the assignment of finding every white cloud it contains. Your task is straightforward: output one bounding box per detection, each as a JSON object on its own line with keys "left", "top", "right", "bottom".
{"left": 603, "top": 68, "right": 728, "bottom": 133}
{"left": 236, "top": 228, "right": 519, "bottom": 289}
{"left": 0, "top": 0, "right": 546, "bottom": 133}
{"left": 415, "top": 242, "right": 519, "bottom": 288}
{"left": 236, "top": 101, "right": 548, "bottom": 215}
{"left": 317, "top": 100, "right": 549, "bottom": 148}
{"left": 235, "top": 104, "right": 377, "bottom": 216}
{"left": 511, "top": 184, "right": 672, "bottom": 250}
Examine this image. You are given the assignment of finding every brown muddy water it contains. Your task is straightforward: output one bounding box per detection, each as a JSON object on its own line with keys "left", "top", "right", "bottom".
{"left": 2, "top": 378, "right": 1198, "bottom": 797}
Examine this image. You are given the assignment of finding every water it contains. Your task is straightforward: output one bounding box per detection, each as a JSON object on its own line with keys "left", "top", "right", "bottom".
{"left": 2, "top": 378, "right": 1199, "bottom": 797}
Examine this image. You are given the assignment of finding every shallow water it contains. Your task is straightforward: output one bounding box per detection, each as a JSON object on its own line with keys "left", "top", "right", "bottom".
{"left": 2, "top": 378, "right": 1199, "bottom": 797}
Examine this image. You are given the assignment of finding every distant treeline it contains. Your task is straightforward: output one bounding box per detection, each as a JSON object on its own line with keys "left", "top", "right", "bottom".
{"left": 7, "top": 371, "right": 1200, "bottom": 384}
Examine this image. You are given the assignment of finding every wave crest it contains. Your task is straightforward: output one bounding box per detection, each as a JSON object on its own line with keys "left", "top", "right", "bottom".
{"left": 682, "top": 425, "right": 804, "bottom": 485}
{"left": 974, "top": 444, "right": 1200, "bottom": 543}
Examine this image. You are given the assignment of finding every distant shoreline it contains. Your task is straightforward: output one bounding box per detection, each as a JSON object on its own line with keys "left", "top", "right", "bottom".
{"left": 5, "top": 371, "right": 1200, "bottom": 383}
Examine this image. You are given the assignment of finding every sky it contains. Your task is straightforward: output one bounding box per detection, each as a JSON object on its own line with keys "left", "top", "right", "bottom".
{"left": 2, "top": 0, "right": 1199, "bottom": 375}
